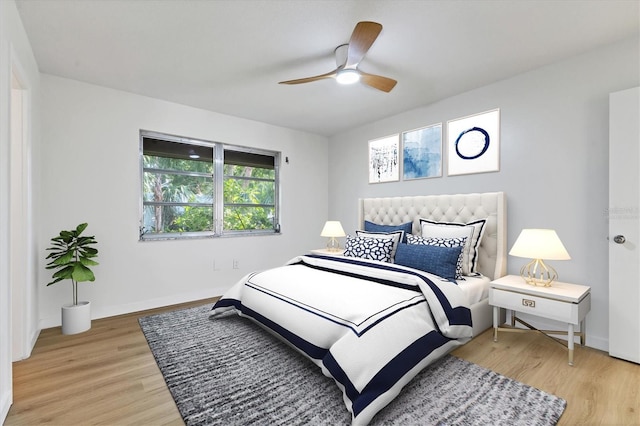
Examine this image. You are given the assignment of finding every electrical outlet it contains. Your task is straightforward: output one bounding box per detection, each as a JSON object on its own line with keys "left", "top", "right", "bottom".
{"left": 233, "top": 259, "right": 239, "bottom": 269}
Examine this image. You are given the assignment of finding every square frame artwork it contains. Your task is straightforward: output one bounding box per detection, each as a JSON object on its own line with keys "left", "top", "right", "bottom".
{"left": 447, "top": 109, "right": 500, "bottom": 176}
{"left": 402, "top": 123, "right": 442, "bottom": 180}
{"left": 368, "top": 134, "right": 400, "bottom": 183}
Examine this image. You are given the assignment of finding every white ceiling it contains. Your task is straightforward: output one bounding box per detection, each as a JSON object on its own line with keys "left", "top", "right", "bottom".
{"left": 16, "top": 0, "right": 640, "bottom": 137}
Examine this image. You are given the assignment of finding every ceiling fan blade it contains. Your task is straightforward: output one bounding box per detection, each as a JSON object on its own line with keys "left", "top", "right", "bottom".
{"left": 345, "top": 21, "right": 383, "bottom": 68}
{"left": 279, "top": 69, "right": 338, "bottom": 85}
{"left": 359, "top": 71, "right": 397, "bottom": 93}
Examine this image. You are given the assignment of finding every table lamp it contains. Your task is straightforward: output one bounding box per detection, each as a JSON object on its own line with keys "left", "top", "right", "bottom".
{"left": 509, "top": 228, "right": 571, "bottom": 287}
{"left": 320, "top": 221, "right": 346, "bottom": 252}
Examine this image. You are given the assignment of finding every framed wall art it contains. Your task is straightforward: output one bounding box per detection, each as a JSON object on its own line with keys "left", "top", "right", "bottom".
{"left": 447, "top": 109, "right": 500, "bottom": 176}
{"left": 368, "top": 134, "right": 400, "bottom": 183}
{"left": 402, "top": 123, "right": 442, "bottom": 180}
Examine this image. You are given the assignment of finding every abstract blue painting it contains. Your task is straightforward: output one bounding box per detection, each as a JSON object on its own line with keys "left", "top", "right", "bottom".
{"left": 402, "top": 123, "right": 442, "bottom": 180}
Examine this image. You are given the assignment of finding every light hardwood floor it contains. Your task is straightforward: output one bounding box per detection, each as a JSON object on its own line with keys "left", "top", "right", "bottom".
{"left": 6, "top": 300, "right": 640, "bottom": 425}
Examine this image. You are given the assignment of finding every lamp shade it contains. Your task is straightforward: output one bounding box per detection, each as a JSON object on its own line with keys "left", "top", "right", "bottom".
{"left": 320, "top": 221, "right": 346, "bottom": 238}
{"left": 509, "top": 229, "right": 571, "bottom": 260}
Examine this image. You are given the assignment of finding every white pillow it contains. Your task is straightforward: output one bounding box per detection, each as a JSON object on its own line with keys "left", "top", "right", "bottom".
{"left": 419, "top": 219, "right": 486, "bottom": 275}
{"left": 355, "top": 230, "right": 404, "bottom": 263}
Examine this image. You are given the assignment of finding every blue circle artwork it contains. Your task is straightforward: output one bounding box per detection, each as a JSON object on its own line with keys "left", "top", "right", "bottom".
{"left": 455, "top": 127, "right": 490, "bottom": 160}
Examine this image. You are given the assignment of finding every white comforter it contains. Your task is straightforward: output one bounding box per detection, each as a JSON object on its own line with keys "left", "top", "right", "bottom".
{"left": 211, "top": 254, "right": 473, "bottom": 425}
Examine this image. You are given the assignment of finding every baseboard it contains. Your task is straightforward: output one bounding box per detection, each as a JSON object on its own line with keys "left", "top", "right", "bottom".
{"left": 28, "top": 327, "right": 40, "bottom": 356}
{"left": 0, "top": 391, "right": 11, "bottom": 425}
{"left": 584, "top": 334, "right": 608, "bottom": 353}
{"left": 38, "top": 288, "right": 223, "bottom": 330}
{"left": 8, "top": 325, "right": 40, "bottom": 362}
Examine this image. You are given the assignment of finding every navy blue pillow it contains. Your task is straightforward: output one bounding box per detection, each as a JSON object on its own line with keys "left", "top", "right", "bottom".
{"left": 364, "top": 221, "right": 413, "bottom": 243}
{"left": 394, "top": 243, "right": 463, "bottom": 282}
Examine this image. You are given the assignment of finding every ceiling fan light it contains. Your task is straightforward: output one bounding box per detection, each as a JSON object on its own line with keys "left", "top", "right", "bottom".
{"left": 336, "top": 69, "right": 360, "bottom": 85}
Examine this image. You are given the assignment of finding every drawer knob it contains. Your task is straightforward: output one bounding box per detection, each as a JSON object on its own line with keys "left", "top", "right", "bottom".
{"left": 522, "top": 298, "right": 535, "bottom": 308}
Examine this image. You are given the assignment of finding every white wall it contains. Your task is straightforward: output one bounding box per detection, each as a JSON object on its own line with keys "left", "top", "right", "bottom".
{"left": 0, "top": 0, "right": 41, "bottom": 421}
{"left": 328, "top": 36, "right": 640, "bottom": 352}
{"left": 38, "top": 75, "right": 329, "bottom": 328}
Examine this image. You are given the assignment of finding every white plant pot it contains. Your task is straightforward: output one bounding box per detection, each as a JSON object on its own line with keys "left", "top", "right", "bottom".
{"left": 61, "top": 301, "right": 91, "bottom": 335}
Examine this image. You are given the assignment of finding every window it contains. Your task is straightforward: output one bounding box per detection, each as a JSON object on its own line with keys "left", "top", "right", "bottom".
{"left": 140, "top": 130, "right": 280, "bottom": 240}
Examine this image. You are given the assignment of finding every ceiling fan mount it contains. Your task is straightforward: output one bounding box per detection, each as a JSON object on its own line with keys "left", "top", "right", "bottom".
{"left": 334, "top": 44, "right": 349, "bottom": 68}
{"left": 279, "top": 21, "right": 397, "bottom": 93}
{"left": 333, "top": 44, "right": 359, "bottom": 85}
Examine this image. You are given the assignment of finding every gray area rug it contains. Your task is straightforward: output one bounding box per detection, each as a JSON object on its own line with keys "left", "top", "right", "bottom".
{"left": 139, "top": 304, "right": 566, "bottom": 425}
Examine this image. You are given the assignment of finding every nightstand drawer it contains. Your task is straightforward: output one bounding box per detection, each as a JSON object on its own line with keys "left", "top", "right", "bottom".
{"left": 309, "top": 248, "right": 345, "bottom": 256}
{"left": 490, "top": 288, "right": 591, "bottom": 324}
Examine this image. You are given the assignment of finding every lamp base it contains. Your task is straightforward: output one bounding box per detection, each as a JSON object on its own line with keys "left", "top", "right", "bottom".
{"left": 326, "top": 237, "right": 341, "bottom": 252}
{"left": 520, "top": 258, "right": 558, "bottom": 287}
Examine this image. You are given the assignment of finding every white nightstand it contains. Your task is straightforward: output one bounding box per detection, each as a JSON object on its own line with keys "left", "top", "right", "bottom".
{"left": 489, "top": 274, "right": 591, "bottom": 366}
{"left": 309, "top": 248, "right": 345, "bottom": 256}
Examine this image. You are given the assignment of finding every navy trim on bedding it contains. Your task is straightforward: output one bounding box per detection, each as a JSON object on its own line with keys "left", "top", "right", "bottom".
{"left": 351, "top": 329, "right": 451, "bottom": 417}
{"left": 244, "top": 280, "right": 427, "bottom": 337}
{"left": 326, "top": 330, "right": 452, "bottom": 418}
{"left": 306, "top": 254, "right": 472, "bottom": 326}
{"left": 212, "top": 298, "right": 328, "bottom": 359}
{"left": 296, "top": 261, "right": 421, "bottom": 292}
{"left": 212, "top": 297, "right": 453, "bottom": 420}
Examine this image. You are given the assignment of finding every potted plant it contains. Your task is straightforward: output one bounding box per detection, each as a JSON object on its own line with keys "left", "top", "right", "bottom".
{"left": 46, "top": 223, "right": 99, "bottom": 335}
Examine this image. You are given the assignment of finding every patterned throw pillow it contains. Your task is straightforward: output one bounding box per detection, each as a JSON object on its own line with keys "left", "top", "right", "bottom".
{"left": 355, "top": 230, "right": 404, "bottom": 262}
{"left": 343, "top": 235, "right": 395, "bottom": 263}
{"left": 407, "top": 235, "right": 467, "bottom": 280}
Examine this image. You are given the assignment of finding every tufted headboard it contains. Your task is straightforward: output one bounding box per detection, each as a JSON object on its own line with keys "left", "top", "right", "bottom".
{"left": 359, "top": 192, "right": 507, "bottom": 280}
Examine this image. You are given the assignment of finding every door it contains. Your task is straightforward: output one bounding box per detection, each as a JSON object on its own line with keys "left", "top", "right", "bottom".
{"left": 608, "top": 86, "right": 640, "bottom": 364}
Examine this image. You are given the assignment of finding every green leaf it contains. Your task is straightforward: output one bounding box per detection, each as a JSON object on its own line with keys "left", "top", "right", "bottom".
{"left": 53, "top": 251, "right": 74, "bottom": 266}
{"left": 71, "top": 263, "right": 95, "bottom": 282}
{"left": 76, "top": 236, "right": 93, "bottom": 245}
{"left": 46, "top": 277, "right": 66, "bottom": 286}
{"left": 46, "top": 259, "right": 65, "bottom": 269}
{"left": 81, "top": 247, "right": 99, "bottom": 256}
{"left": 45, "top": 251, "right": 63, "bottom": 260}
{"left": 80, "top": 257, "right": 99, "bottom": 266}
{"left": 52, "top": 265, "right": 74, "bottom": 280}
{"left": 76, "top": 223, "right": 88, "bottom": 235}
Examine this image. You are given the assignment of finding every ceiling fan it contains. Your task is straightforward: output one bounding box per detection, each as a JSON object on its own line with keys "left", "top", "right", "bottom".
{"left": 279, "top": 21, "right": 397, "bottom": 93}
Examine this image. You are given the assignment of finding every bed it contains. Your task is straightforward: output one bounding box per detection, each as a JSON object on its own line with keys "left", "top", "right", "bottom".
{"left": 359, "top": 191, "right": 507, "bottom": 336}
{"left": 212, "top": 191, "right": 507, "bottom": 425}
